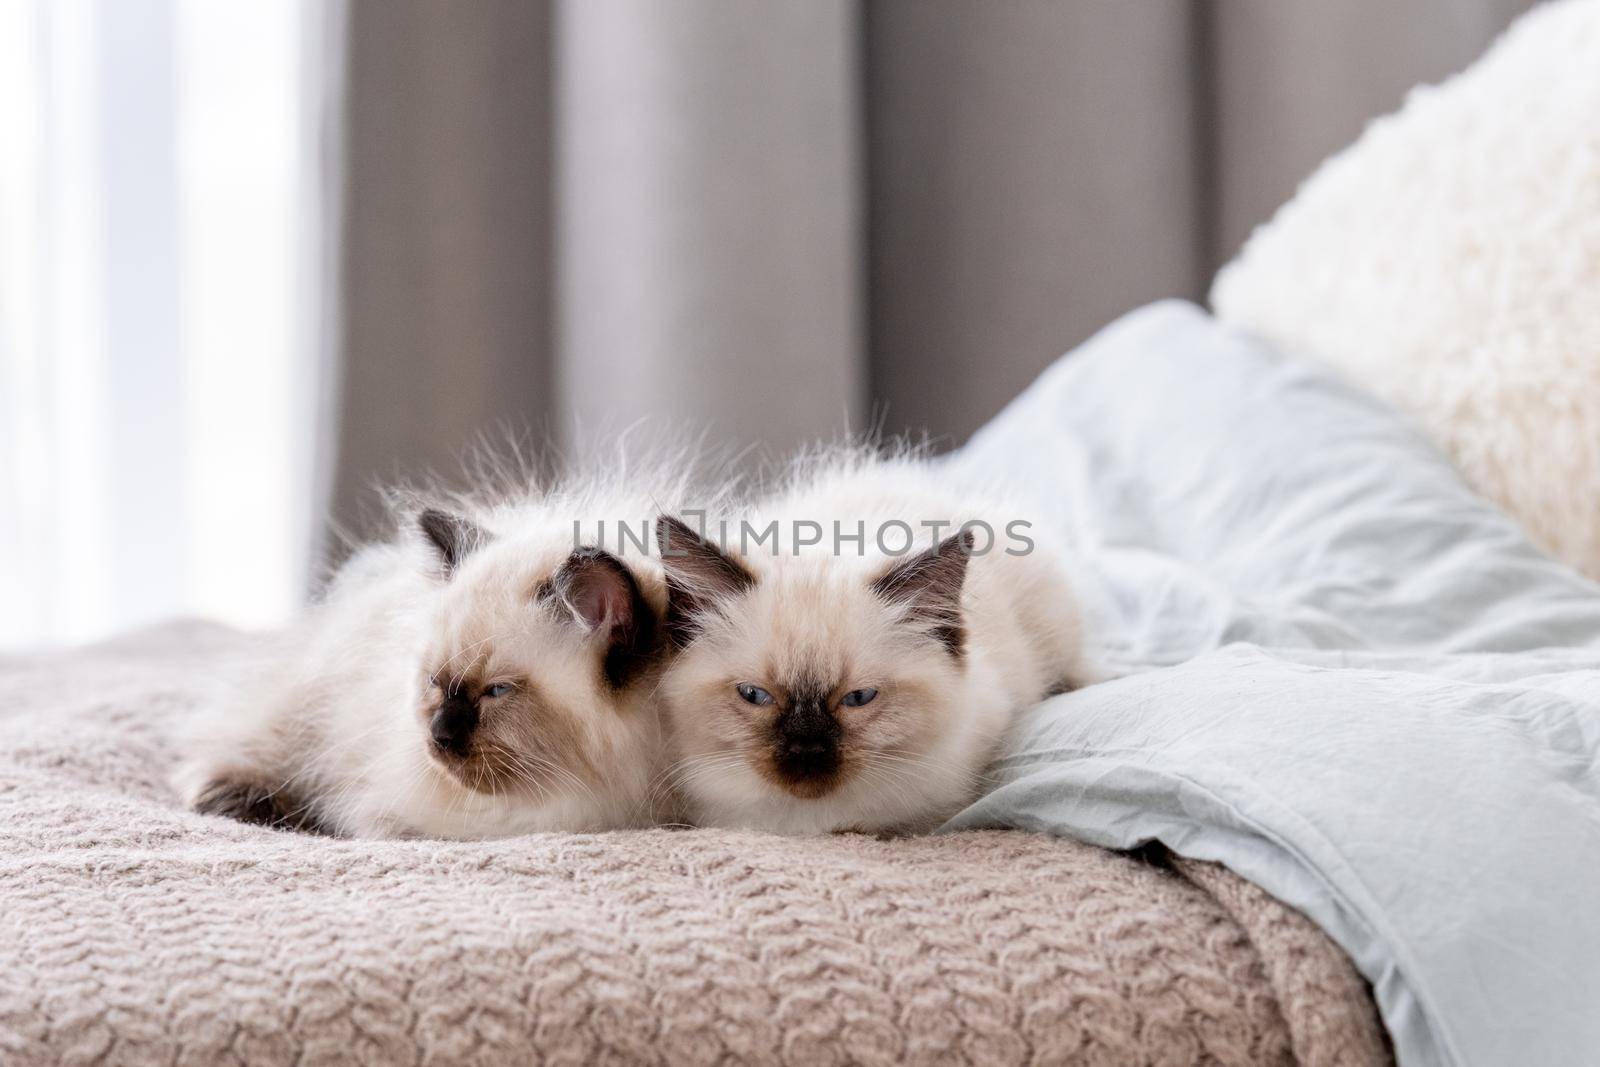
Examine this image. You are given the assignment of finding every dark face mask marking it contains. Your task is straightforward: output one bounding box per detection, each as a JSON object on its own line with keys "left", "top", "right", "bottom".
{"left": 429, "top": 693, "right": 480, "bottom": 757}
{"left": 770, "top": 686, "right": 842, "bottom": 783}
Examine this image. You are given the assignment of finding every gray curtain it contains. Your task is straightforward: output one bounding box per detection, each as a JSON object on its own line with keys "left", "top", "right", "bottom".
{"left": 330, "top": 0, "right": 1533, "bottom": 542}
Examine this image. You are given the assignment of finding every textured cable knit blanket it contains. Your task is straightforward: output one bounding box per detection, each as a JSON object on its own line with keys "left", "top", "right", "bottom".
{"left": 0, "top": 623, "right": 1386, "bottom": 1065}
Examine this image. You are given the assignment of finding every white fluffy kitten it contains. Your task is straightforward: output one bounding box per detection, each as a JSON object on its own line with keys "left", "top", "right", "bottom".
{"left": 654, "top": 456, "right": 1085, "bottom": 835}
{"left": 176, "top": 481, "right": 683, "bottom": 839}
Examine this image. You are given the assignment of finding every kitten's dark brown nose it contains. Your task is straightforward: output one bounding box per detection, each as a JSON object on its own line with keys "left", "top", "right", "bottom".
{"left": 773, "top": 692, "right": 841, "bottom": 780}
{"left": 429, "top": 698, "right": 479, "bottom": 757}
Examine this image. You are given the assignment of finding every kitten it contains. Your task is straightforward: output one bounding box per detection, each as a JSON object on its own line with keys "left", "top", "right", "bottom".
{"left": 176, "top": 490, "right": 677, "bottom": 838}
{"left": 653, "top": 457, "right": 1085, "bottom": 835}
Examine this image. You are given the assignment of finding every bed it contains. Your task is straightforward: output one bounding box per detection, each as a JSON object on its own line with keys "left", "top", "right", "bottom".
{"left": 0, "top": 621, "right": 1383, "bottom": 1065}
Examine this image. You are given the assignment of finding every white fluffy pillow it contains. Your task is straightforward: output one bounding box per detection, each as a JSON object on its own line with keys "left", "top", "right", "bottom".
{"left": 1212, "top": 0, "right": 1600, "bottom": 579}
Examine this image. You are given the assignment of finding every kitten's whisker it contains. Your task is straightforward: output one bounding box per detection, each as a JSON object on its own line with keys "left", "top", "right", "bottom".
{"left": 435, "top": 633, "right": 496, "bottom": 683}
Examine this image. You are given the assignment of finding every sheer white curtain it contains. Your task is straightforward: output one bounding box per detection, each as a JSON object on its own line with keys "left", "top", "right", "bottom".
{"left": 0, "top": 0, "right": 337, "bottom": 649}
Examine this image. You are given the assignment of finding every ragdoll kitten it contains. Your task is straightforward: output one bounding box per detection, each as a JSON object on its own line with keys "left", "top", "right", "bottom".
{"left": 654, "top": 457, "right": 1085, "bottom": 835}
{"left": 176, "top": 487, "right": 676, "bottom": 838}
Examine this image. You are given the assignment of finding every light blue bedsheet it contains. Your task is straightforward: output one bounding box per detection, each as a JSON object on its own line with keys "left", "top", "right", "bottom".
{"left": 945, "top": 302, "right": 1600, "bottom": 1067}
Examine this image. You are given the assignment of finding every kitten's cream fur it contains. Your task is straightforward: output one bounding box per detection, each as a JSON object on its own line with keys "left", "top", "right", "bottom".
{"left": 656, "top": 455, "right": 1085, "bottom": 835}
{"left": 176, "top": 472, "right": 697, "bottom": 839}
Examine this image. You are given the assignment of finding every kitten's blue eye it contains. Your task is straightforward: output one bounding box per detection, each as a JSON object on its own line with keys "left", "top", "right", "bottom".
{"left": 483, "top": 683, "right": 514, "bottom": 699}
{"left": 840, "top": 688, "right": 878, "bottom": 708}
{"left": 736, "top": 684, "right": 775, "bottom": 706}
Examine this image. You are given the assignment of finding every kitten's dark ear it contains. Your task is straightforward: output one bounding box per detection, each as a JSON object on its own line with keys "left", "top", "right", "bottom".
{"left": 544, "top": 547, "right": 658, "bottom": 688}
{"left": 654, "top": 515, "right": 755, "bottom": 648}
{"left": 871, "top": 530, "right": 973, "bottom": 657}
{"left": 417, "top": 508, "right": 491, "bottom": 577}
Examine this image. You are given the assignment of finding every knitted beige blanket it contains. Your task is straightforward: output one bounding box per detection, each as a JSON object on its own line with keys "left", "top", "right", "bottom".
{"left": 0, "top": 624, "right": 1387, "bottom": 1065}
